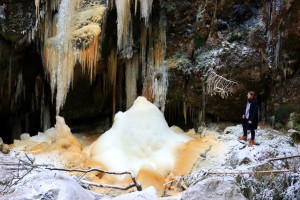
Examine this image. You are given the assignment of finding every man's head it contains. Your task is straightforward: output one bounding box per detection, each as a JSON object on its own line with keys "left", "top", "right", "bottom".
{"left": 247, "top": 91, "right": 256, "bottom": 100}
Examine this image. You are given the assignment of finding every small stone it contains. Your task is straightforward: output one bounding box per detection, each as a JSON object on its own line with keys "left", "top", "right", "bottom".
{"left": 2, "top": 144, "right": 10, "bottom": 154}
{"left": 290, "top": 132, "right": 300, "bottom": 144}
{"left": 239, "top": 157, "right": 252, "bottom": 165}
{"left": 20, "top": 133, "right": 30, "bottom": 140}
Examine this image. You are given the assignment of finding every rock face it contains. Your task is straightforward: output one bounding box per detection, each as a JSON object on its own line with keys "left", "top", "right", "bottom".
{"left": 0, "top": 0, "right": 299, "bottom": 141}
{"left": 0, "top": 0, "right": 35, "bottom": 43}
{"left": 164, "top": 0, "right": 300, "bottom": 128}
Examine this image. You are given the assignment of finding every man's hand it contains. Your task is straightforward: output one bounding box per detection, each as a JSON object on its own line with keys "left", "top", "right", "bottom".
{"left": 242, "top": 115, "right": 245, "bottom": 119}
{"left": 248, "top": 120, "right": 252, "bottom": 124}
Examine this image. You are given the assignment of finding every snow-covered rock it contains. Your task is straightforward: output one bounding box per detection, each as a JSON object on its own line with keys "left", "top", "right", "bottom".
{"left": 0, "top": 169, "right": 96, "bottom": 200}
{"left": 181, "top": 177, "right": 246, "bottom": 200}
{"left": 111, "top": 187, "right": 158, "bottom": 200}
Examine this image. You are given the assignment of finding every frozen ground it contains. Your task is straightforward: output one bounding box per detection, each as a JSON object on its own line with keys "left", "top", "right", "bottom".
{"left": 1, "top": 124, "right": 299, "bottom": 199}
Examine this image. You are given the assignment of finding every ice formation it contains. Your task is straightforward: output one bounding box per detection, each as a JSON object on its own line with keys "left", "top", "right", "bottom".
{"left": 115, "top": 0, "right": 132, "bottom": 57}
{"left": 114, "top": 0, "right": 153, "bottom": 54}
{"left": 89, "top": 96, "right": 192, "bottom": 176}
{"left": 14, "top": 116, "right": 82, "bottom": 152}
{"left": 42, "top": 0, "right": 106, "bottom": 114}
{"left": 34, "top": 0, "right": 167, "bottom": 114}
{"left": 125, "top": 54, "right": 139, "bottom": 109}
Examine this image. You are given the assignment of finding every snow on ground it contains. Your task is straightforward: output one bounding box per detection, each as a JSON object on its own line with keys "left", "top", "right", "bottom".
{"left": 186, "top": 124, "right": 299, "bottom": 173}
{"left": 2, "top": 115, "right": 299, "bottom": 199}
{"left": 181, "top": 125, "right": 300, "bottom": 200}
{"left": 223, "top": 125, "right": 298, "bottom": 169}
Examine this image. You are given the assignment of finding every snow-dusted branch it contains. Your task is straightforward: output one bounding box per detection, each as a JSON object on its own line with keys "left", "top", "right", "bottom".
{"left": 45, "top": 167, "right": 142, "bottom": 191}
{"left": 268, "top": 155, "right": 300, "bottom": 162}
{"left": 80, "top": 180, "right": 136, "bottom": 190}
{"left": 207, "top": 169, "right": 296, "bottom": 175}
{"left": 0, "top": 155, "right": 37, "bottom": 194}
{"left": 205, "top": 70, "right": 238, "bottom": 98}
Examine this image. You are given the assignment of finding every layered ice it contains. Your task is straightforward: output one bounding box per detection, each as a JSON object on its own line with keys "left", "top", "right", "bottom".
{"left": 89, "top": 96, "right": 192, "bottom": 176}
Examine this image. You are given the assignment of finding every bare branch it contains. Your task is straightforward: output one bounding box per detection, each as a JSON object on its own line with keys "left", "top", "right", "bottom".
{"left": 80, "top": 180, "right": 136, "bottom": 190}
{"left": 207, "top": 169, "right": 296, "bottom": 175}
{"left": 24, "top": 154, "right": 34, "bottom": 164}
{"left": 45, "top": 167, "right": 142, "bottom": 191}
{"left": 1, "top": 158, "right": 37, "bottom": 194}
{"left": 1, "top": 160, "right": 142, "bottom": 194}
{"left": 268, "top": 155, "right": 300, "bottom": 162}
{"left": 206, "top": 70, "right": 238, "bottom": 98}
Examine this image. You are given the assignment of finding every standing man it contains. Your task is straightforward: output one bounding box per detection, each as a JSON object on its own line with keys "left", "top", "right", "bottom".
{"left": 240, "top": 91, "right": 259, "bottom": 147}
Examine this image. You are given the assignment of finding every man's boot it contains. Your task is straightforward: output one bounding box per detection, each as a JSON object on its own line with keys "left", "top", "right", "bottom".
{"left": 248, "top": 140, "right": 255, "bottom": 147}
{"left": 239, "top": 136, "right": 247, "bottom": 141}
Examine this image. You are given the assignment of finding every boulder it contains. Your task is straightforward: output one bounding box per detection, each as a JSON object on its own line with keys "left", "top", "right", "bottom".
{"left": 181, "top": 177, "right": 246, "bottom": 200}
{"left": 0, "top": 170, "right": 97, "bottom": 200}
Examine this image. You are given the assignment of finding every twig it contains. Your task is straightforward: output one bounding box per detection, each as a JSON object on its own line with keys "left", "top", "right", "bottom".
{"left": 0, "top": 163, "right": 49, "bottom": 167}
{"left": 24, "top": 154, "right": 34, "bottom": 164}
{"left": 80, "top": 180, "right": 136, "bottom": 190}
{"left": 1, "top": 158, "right": 37, "bottom": 194}
{"left": 268, "top": 155, "right": 300, "bottom": 162}
{"left": 208, "top": 169, "right": 296, "bottom": 175}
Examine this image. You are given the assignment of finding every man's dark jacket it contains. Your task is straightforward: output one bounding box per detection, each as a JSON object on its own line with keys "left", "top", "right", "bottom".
{"left": 244, "top": 99, "right": 259, "bottom": 130}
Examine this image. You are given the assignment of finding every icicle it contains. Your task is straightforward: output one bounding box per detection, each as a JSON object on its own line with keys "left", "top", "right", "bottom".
{"left": 270, "top": 115, "right": 275, "bottom": 127}
{"left": 35, "top": 0, "right": 40, "bottom": 27}
{"left": 108, "top": 49, "right": 117, "bottom": 116}
{"left": 34, "top": 75, "right": 43, "bottom": 111}
{"left": 154, "top": 12, "right": 166, "bottom": 68}
{"left": 142, "top": 76, "right": 153, "bottom": 103}
{"left": 151, "top": 65, "right": 168, "bottom": 112}
{"left": 138, "top": 0, "right": 153, "bottom": 25}
{"left": 44, "top": 0, "right": 106, "bottom": 114}
{"left": 115, "top": 0, "right": 132, "bottom": 58}
{"left": 283, "top": 68, "right": 287, "bottom": 81}
{"left": 275, "top": 31, "right": 281, "bottom": 68}
{"left": 43, "top": 105, "right": 51, "bottom": 131}
{"left": 8, "top": 55, "right": 13, "bottom": 98}
{"left": 107, "top": 0, "right": 114, "bottom": 9}
{"left": 75, "top": 25, "right": 101, "bottom": 83}
{"left": 275, "top": 0, "right": 282, "bottom": 14}
{"left": 11, "top": 72, "right": 23, "bottom": 111}
{"left": 183, "top": 102, "right": 187, "bottom": 125}
{"left": 142, "top": 10, "right": 168, "bottom": 112}
{"left": 146, "top": 23, "right": 154, "bottom": 73}
{"left": 41, "top": 88, "right": 51, "bottom": 132}
{"left": 135, "top": 0, "right": 138, "bottom": 15}
{"left": 44, "top": 0, "right": 76, "bottom": 114}
{"left": 125, "top": 54, "right": 139, "bottom": 109}
{"left": 140, "top": 25, "right": 147, "bottom": 79}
